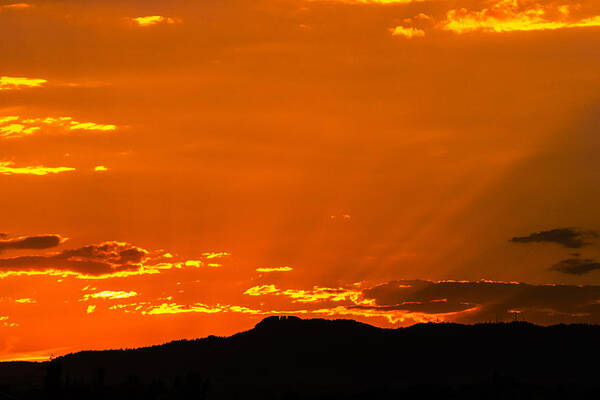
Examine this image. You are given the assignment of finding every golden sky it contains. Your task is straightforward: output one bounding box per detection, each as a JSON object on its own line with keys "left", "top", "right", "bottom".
{"left": 1, "top": 0, "right": 600, "bottom": 361}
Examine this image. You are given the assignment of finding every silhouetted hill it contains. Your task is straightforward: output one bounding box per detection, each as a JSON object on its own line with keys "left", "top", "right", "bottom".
{"left": 2, "top": 316, "right": 600, "bottom": 399}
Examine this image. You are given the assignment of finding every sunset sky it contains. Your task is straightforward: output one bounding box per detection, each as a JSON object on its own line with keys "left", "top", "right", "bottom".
{"left": 1, "top": 0, "right": 600, "bottom": 361}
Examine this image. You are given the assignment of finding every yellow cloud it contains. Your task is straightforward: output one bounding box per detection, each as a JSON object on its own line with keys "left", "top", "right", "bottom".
{"left": 81, "top": 290, "right": 138, "bottom": 301}
{"left": 442, "top": 0, "right": 600, "bottom": 34}
{"left": 0, "top": 161, "right": 75, "bottom": 176}
{"left": 184, "top": 260, "right": 203, "bottom": 268}
{"left": 256, "top": 266, "right": 293, "bottom": 272}
{"left": 15, "top": 298, "right": 35, "bottom": 303}
{"left": 107, "top": 298, "right": 474, "bottom": 325}
{"left": 311, "top": 305, "right": 479, "bottom": 324}
{"left": 390, "top": 26, "right": 426, "bottom": 38}
{"left": 244, "top": 285, "right": 279, "bottom": 296}
{"left": 132, "top": 16, "right": 179, "bottom": 27}
{"left": 0, "top": 315, "right": 18, "bottom": 328}
{"left": 118, "top": 301, "right": 302, "bottom": 316}
{"left": 0, "top": 115, "right": 116, "bottom": 139}
{"left": 69, "top": 122, "right": 116, "bottom": 131}
{"left": 0, "top": 268, "right": 157, "bottom": 280}
{"left": 0, "top": 116, "right": 19, "bottom": 124}
{"left": 202, "top": 251, "right": 230, "bottom": 259}
{"left": 244, "top": 284, "right": 373, "bottom": 304}
{"left": 143, "top": 303, "right": 224, "bottom": 315}
{"left": 0, "top": 124, "right": 40, "bottom": 138}
{"left": 0, "top": 76, "right": 46, "bottom": 90}
{"left": 86, "top": 305, "right": 96, "bottom": 314}
{"left": 94, "top": 165, "right": 108, "bottom": 172}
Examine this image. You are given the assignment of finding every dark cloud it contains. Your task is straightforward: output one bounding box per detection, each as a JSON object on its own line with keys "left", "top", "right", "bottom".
{"left": 360, "top": 280, "right": 600, "bottom": 325}
{"left": 0, "top": 234, "right": 62, "bottom": 252}
{"left": 61, "top": 243, "right": 147, "bottom": 265}
{"left": 0, "top": 233, "right": 8, "bottom": 239}
{"left": 0, "top": 241, "right": 149, "bottom": 276}
{"left": 550, "top": 258, "right": 600, "bottom": 275}
{"left": 509, "top": 228, "right": 598, "bottom": 248}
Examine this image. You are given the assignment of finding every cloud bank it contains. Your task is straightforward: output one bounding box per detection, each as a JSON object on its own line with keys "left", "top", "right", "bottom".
{"left": 510, "top": 228, "right": 597, "bottom": 248}
{"left": 0, "top": 234, "right": 63, "bottom": 252}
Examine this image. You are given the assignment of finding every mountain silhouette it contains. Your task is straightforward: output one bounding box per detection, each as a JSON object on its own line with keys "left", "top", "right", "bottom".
{"left": 1, "top": 316, "right": 600, "bottom": 399}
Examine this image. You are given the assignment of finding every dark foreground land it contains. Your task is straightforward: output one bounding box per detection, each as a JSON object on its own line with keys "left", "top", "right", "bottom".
{"left": 1, "top": 316, "right": 600, "bottom": 399}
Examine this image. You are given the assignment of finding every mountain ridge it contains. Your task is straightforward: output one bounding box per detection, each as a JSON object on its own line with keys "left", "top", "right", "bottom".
{"left": 2, "top": 316, "right": 600, "bottom": 399}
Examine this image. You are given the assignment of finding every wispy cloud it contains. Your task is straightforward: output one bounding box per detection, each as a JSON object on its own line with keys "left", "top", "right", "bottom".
{"left": 14, "top": 298, "right": 35, "bottom": 304}
{"left": 256, "top": 266, "right": 293, "bottom": 272}
{"left": 81, "top": 290, "right": 138, "bottom": 301}
{"left": 69, "top": 122, "right": 116, "bottom": 131}
{"left": 391, "top": 1, "right": 600, "bottom": 38}
{"left": 202, "top": 252, "right": 230, "bottom": 259}
{"left": 550, "top": 257, "right": 600, "bottom": 275}
{"left": 441, "top": 0, "right": 600, "bottom": 34}
{"left": 0, "top": 116, "right": 116, "bottom": 139}
{"left": 390, "top": 26, "right": 425, "bottom": 38}
{"left": 0, "top": 3, "right": 31, "bottom": 10}
{"left": 0, "top": 161, "right": 75, "bottom": 176}
{"left": 244, "top": 284, "right": 371, "bottom": 304}
{"left": 0, "top": 315, "right": 18, "bottom": 328}
{"left": 131, "top": 16, "right": 180, "bottom": 27}
{"left": 510, "top": 228, "right": 597, "bottom": 248}
{"left": 0, "top": 76, "right": 46, "bottom": 90}
{"left": 0, "top": 123, "right": 40, "bottom": 138}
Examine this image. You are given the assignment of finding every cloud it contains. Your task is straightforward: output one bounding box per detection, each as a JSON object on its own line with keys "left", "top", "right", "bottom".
{"left": 0, "top": 161, "right": 75, "bottom": 176}
{"left": 441, "top": 0, "right": 600, "bottom": 34}
{"left": 69, "top": 122, "right": 116, "bottom": 131}
{"left": 131, "top": 16, "right": 180, "bottom": 27}
{"left": 0, "top": 242, "right": 147, "bottom": 277}
{"left": 0, "top": 3, "right": 31, "bottom": 9}
{"left": 0, "top": 234, "right": 63, "bottom": 252}
{"left": 390, "top": 26, "right": 425, "bottom": 38}
{"left": 142, "top": 303, "right": 226, "bottom": 315}
{"left": 202, "top": 252, "right": 230, "bottom": 259}
{"left": 0, "top": 76, "right": 46, "bottom": 90}
{"left": 0, "top": 315, "right": 18, "bottom": 328}
{"left": 256, "top": 266, "right": 293, "bottom": 272}
{"left": 98, "top": 278, "right": 600, "bottom": 326}
{"left": 0, "top": 240, "right": 227, "bottom": 279}
{"left": 244, "top": 284, "right": 371, "bottom": 304}
{"left": 0, "top": 124, "right": 40, "bottom": 138}
{"left": 94, "top": 165, "right": 108, "bottom": 172}
{"left": 550, "top": 257, "right": 600, "bottom": 275}
{"left": 14, "top": 298, "right": 35, "bottom": 304}
{"left": 0, "top": 116, "right": 116, "bottom": 139}
{"left": 108, "top": 298, "right": 455, "bottom": 324}
{"left": 510, "top": 228, "right": 597, "bottom": 248}
{"left": 360, "top": 279, "right": 600, "bottom": 324}
{"left": 109, "top": 300, "right": 309, "bottom": 316}
{"left": 81, "top": 290, "right": 138, "bottom": 301}
{"left": 390, "top": 1, "right": 600, "bottom": 38}
{"left": 0, "top": 116, "right": 18, "bottom": 124}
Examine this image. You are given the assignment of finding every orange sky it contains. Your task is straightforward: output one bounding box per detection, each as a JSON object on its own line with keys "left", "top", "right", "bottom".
{"left": 1, "top": 0, "right": 600, "bottom": 361}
